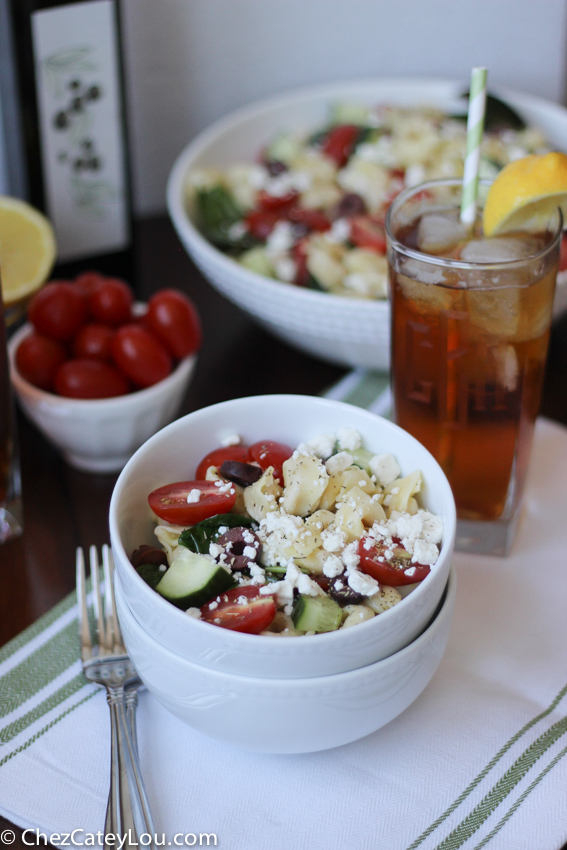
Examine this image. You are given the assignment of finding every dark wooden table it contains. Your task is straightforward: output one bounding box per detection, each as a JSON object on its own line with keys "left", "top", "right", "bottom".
{"left": 1, "top": 215, "right": 567, "bottom": 847}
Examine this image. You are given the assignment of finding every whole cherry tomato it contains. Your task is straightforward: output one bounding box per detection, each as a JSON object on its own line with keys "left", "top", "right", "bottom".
{"left": 54, "top": 359, "right": 129, "bottom": 399}
{"left": 249, "top": 440, "right": 294, "bottom": 484}
{"left": 357, "top": 536, "right": 431, "bottom": 586}
{"left": 111, "top": 325, "right": 172, "bottom": 388}
{"left": 15, "top": 333, "right": 67, "bottom": 391}
{"left": 195, "top": 445, "right": 251, "bottom": 479}
{"left": 72, "top": 323, "right": 115, "bottom": 360}
{"left": 148, "top": 480, "right": 236, "bottom": 525}
{"left": 73, "top": 271, "right": 105, "bottom": 299}
{"left": 145, "top": 290, "right": 202, "bottom": 359}
{"left": 200, "top": 586, "right": 276, "bottom": 634}
{"left": 321, "top": 124, "right": 360, "bottom": 167}
{"left": 28, "top": 281, "right": 87, "bottom": 342}
{"left": 87, "top": 277, "right": 133, "bottom": 325}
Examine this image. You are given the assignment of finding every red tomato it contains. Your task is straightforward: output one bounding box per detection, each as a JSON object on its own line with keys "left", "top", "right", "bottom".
{"left": 257, "top": 190, "right": 298, "bottom": 212}
{"left": 350, "top": 216, "right": 387, "bottom": 254}
{"left": 249, "top": 440, "right": 293, "bottom": 484}
{"left": 321, "top": 124, "right": 360, "bottom": 167}
{"left": 559, "top": 233, "right": 567, "bottom": 272}
{"left": 145, "top": 289, "right": 202, "bottom": 359}
{"left": 73, "top": 271, "right": 105, "bottom": 299}
{"left": 200, "top": 586, "right": 276, "bottom": 634}
{"left": 72, "top": 323, "right": 114, "bottom": 360}
{"left": 15, "top": 333, "right": 67, "bottom": 391}
{"left": 287, "top": 207, "right": 331, "bottom": 232}
{"left": 357, "top": 536, "right": 431, "bottom": 586}
{"left": 147, "top": 480, "right": 236, "bottom": 524}
{"left": 111, "top": 325, "right": 172, "bottom": 388}
{"left": 245, "top": 208, "right": 280, "bottom": 240}
{"left": 28, "top": 281, "right": 87, "bottom": 342}
{"left": 87, "top": 277, "right": 133, "bottom": 325}
{"left": 54, "top": 359, "right": 129, "bottom": 399}
{"left": 195, "top": 445, "right": 251, "bottom": 479}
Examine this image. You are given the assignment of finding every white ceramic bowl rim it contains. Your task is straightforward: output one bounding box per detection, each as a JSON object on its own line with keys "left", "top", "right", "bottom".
{"left": 117, "top": 564, "right": 456, "bottom": 687}
{"left": 110, "top": 393, "right": 457, "bottom": 649}
{"left": 9, "top": 320, "right": 196, "bottom": 410}
{"left": 167, "top": 75, "right": 567, "bottom": 310}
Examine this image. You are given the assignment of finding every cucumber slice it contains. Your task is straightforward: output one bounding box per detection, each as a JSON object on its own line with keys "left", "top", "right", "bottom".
{"left": 349, "top": 447, "right": 375, "bottom": 473}
{"left": 292, "top": 594, "right": 342, "bottom": 633}
{"left": 136, "top": 563, "right": 166, "bottom": 590}
{"left": 156, "top": 550, "right": 236, "bottom": 609}
{"left": 239, "top": 246, "right": 274, "bottom": 277}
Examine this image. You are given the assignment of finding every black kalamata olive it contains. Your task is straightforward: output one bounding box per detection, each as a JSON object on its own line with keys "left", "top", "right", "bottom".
{"left": 216, "top": 527, "right": 262, "bottom": 573}
{"left": 329, "top": 572, "right": 364, "bottom": 604}
{"left": 219, "top": 460, "right": 262, "bottom": 487}
{"left": 130, "top": 545, "right": 168, "bottom": 569}
{"left": 335, "top": 192, "right": 367, "bottom": 218}
{"left": 266, "top": 159, "right": 288, "bottom": 176}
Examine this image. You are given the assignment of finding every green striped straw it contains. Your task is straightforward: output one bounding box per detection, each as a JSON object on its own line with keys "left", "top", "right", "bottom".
{"left": 460, "top": 67, "right": 488, "bottom": 226}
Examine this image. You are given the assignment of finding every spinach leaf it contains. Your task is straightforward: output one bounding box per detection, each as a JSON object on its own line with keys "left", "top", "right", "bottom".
{"left": 136, "top": 563, "right": 165, "bottom": 590}
{"left": 455, "top": 92, "right": 526, "bottom": 131}
{"left": 196, "top": 186, "right": 249, "bottom": 249}
{"left": 179, "top": 513, "right": 256, "bottom": 555}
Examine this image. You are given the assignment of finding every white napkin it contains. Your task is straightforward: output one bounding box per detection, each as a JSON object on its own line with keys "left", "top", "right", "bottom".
{"left": 1, "top": 418, "right": 567, "bottom": 850}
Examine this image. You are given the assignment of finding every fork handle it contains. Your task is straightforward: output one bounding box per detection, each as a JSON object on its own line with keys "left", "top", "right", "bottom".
{"left": 105, "top": 687, "right": 155, "bottom": 847}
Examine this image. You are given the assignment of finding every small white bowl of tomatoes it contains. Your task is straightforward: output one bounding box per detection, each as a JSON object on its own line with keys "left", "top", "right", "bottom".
{"left": 8, "top": 272, "right": 201, "bottom": 472}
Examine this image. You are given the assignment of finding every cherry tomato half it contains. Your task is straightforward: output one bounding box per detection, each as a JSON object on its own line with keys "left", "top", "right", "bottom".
{"left": 145, "top": 289, "right": 202, "bottom": 359}
{"left": 195, "top": 445, "right": 251, "bottom": 480}
{"left": 148, "top": 480, "right": 236, "bottom": 525}
{"left": 321, "top": 124, "right": 360, "bottom": 167}
{"left": 350, "top": 216, "right": 387, "bottom": 254}
{"left": 257, "top": 190, "right": 298, "bottom": 212}
{"left": 28, "top": 281, "right": 87, "bottom": 342}
{"left": 357, "top": 536, "right": 431, "bottom": 586}
{"left": 287, "top": 207, "right": 330, "bottom": 232}
{"left": 111, "top": 325, "right": 172, "bottom": 388}
{"left": 200, "top": 586, "right": 276, "bottom": 634}
{"left": 87, "top": 277, "right": 133, "bottom": 326}
{"left": 249, "top": 440, "right": 293, "bottom": 485}
{"left": 54, "top": 359, "right": 129, "bottom": 399}
{"left": 15, "top": 333, "right": 67, "bottom": 391}
{"left": 245, "top": 208, "right": 280, "bottom": 240}
{"left": 72, "top": 323, "right": 114, "bottom": 360}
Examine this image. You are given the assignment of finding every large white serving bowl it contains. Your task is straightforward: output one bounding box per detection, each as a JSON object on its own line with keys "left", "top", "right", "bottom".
{"left": 110, "top": 394, "right": 456, "bottom": 678}
{"left": 167, "top": 77, "right": 567, "bottom": 371}
{"left": 8, "top": 321, "right": 197, "bottom": 473}
{"left": 115, "top": 565, "right": 456, "bottom": 753}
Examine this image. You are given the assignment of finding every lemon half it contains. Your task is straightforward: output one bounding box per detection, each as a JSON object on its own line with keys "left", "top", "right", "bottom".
{"left": 0, "top": 196, "right": 56, "bottom": 306}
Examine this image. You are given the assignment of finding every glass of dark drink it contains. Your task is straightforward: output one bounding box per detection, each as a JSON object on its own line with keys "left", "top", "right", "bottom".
{"left": 386, "top": 179, "right": 560, "bottom": 555}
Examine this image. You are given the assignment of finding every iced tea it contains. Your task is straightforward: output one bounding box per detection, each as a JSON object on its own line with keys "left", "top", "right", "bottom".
{"left": 386, "top": 180, "right": 560, "bottom": 553}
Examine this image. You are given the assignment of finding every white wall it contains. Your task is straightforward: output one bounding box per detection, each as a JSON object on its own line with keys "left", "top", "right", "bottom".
{"left": 120, "top": 0, "right": 567, "bottom": 215}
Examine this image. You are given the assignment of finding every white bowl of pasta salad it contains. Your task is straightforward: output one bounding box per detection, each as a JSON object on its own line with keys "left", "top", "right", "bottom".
{"left": 109, "top": 394, "right": 456, "bottom": 679}
{"left": 167, "top": 77, "right": 567, "bottom": 371}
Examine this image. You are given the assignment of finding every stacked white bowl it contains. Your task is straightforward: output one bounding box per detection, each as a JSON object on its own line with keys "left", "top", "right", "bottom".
{"left": 110, "top": 395, "right": 457, "bottom": 752}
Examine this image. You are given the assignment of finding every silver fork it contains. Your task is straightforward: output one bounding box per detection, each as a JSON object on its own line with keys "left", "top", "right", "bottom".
{"left": 77, "top": 545, "right": 155, "bottom": 846}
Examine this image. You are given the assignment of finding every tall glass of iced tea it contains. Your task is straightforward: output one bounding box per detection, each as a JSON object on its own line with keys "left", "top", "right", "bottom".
{"left": 386, "top": 179, "right": 560, "bottom": 555}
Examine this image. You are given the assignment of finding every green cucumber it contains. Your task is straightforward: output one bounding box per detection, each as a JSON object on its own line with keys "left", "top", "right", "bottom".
{"left": 156, "top": 549, "right": 236, "bottom": 609}
{"left": 136, "top": 563, "right": 167, "bottom": 590}
{"left": 349, "top": 447, "right": 375, "bottom": 473}
{"left": 292, "top": 594, "right": 342, "bottom": 633}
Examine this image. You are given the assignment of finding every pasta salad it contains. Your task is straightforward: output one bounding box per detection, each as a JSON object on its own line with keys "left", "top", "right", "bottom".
{"left": 132, "top": 428, "right": 443, "bottom": 636}
{"left": 187, "top": 98, "right": 549, "bottom": 300}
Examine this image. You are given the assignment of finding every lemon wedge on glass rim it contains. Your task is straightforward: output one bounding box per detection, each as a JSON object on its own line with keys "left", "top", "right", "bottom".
{"left": 483, "top": 152, "right": 567, "bottom": 236}
{"left": 0, "top": 195, "right": 56, "bottom": 308}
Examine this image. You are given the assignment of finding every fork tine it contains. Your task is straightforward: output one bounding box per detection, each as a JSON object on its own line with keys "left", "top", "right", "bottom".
{"left": 76, "top": 548, "right": 92, "bottom": 661}
{"left": 102, "top": 544, "right": 122, "bottom": 652}
{"left": 90, "top": 545, "right": 110, "bottom": 652}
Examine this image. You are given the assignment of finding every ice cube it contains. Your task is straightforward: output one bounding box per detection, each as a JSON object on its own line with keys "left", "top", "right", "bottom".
{"left": 417, "top": 214, "right": 468, "bottom": 254}
{"left": 460, "top": 236, "right": 540, "bottom": 264}
{"left": 466, "top": 288, "right": 521, "bottom": 338}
